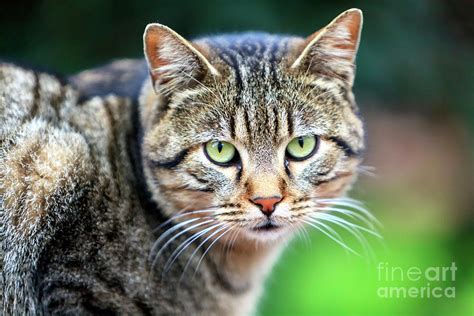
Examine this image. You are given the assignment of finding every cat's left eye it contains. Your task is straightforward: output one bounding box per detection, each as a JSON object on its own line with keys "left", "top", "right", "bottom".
{"left": 286, "top": 135, "right": 318, "bottom": 160}
{"left": 204, "top": 140, "right": 238, "bottom": 166}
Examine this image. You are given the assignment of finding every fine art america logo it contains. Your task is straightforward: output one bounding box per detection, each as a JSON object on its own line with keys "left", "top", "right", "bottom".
{"left": 376, "top": 262, "right": 457, "bottom": 299}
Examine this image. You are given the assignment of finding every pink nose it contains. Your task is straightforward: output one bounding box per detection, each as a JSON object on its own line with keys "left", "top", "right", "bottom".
{"left": 251, "top": 196, "right": 283, "bottom": 216}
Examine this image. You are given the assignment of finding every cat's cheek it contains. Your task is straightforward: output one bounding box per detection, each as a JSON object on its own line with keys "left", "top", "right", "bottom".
{"left": 312, "top": 171, "right": 357, "bottom": 198}
{"left": 177, "top": 149, "right": 240, "bottom": 202}
{"left": 165, "top": 188, "right": 214, "bottom": 213}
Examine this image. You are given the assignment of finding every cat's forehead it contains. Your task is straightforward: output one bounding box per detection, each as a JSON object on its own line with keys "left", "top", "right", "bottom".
{"left": 199, "top": 33, "right": 295, "bottom": 61}
{"left": 207, "top": 34, "right": 292, "bottom": 80}
{"left": 170, "top": 76, "right": 349, "bottom": 153}
{"left": 165, "top": 34, "right": 360, "bottom": 152}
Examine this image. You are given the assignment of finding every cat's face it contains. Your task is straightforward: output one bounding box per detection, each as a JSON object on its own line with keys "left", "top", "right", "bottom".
{"left": 142, "top": 9, "right": 364, "bottom": 243}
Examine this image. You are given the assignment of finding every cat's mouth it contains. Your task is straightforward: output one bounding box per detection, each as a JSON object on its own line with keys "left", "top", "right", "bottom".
{"left": 251, "top": 221, "right": 281, "bottom": 232}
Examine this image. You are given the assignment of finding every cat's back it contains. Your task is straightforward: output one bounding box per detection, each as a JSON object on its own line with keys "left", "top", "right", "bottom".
{"left": 69, "top": 58, "right": 148, "bottom": 100}
{"left": 0, "top": 63, "right": 156, "bottom": 314}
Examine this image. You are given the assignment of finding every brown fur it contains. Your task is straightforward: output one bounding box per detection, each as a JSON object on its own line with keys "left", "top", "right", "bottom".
{"left": 1, "top": 8, "right": 371, "bottom": 315}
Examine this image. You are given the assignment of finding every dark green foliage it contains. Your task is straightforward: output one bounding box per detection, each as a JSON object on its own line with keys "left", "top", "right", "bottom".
{"left": 1, "top": 0, "right": 473, "bottom": 129}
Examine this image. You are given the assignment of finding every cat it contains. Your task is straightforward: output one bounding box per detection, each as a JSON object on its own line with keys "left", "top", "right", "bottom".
{"left": 0, "top": 8, "right": 373, "bottom": 315}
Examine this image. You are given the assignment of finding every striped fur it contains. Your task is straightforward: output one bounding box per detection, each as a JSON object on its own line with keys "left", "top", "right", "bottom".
{"left": 1, "top": 8, "right": 365, "bottom": 315}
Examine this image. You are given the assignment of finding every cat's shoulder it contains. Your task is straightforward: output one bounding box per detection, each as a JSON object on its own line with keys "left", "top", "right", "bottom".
{"left": 0, "top": 62, "right": 130, "bottom": 236}
{"left": 0, "top": 63, "right": 91, "bottom": 234}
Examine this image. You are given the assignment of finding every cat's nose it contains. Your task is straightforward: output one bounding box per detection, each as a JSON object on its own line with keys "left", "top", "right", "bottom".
{"left": 250, "top": 196, "right": 282, "bottom": 216}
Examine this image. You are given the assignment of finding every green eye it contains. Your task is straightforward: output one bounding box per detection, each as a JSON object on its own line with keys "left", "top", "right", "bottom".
{"left": 205, "top": 140, "right": 237, "bottom": 165}
{"left": 286, "top": 135, "right": 318, "bottom": 160}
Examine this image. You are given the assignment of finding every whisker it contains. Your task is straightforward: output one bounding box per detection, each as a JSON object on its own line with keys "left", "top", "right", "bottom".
{"left": 309, "top": 213, "right": 377, "bottom": 261}
{"left": 287, "top": 219, "right": 311, "bottom": 248}
{"left": 303, "top": 216, "right": 350, "bottom": 256}
{"left": 149, "top": 217, "right": 203, "bottom": 260}
{"left": 300, "top": 218, "right": 360, "bottom": 256}
{"left": 225, "top": 227, "right": 241, "bottom": 257}
{"left": 163, "top": 222, "right": 226, "bottom": 276}
{"left": 154, "top": 209, "right": 218, "bottom": 232}
{"left": 228, "top": 228, "right": 242, "bottom": 255}
{"left": 315, "top": 198, "right": 382, "bottom": 227}
{"left": 292, "top": 222, "right": 307, "bottom": 246}
{"left": 311, "top": 212, "right": 382, "bottom": 239}
{"left": 151, "top": 219, "right": 215, "bottom": 269}
{"left": 178, "top": 223, "right": 231, "bottom": 282}
{"left": 299, "top": 224, "right": 312, "bottom": 247}
{"left": 357, "top": 165, "right": 377, "bottom": 177}
{"left": 316, "top": 206, "right": 377, "bottom": 230}
{"left": 306, "top": 217, "right": 346, "bottom": 245}
{"left": 192, "top": 225, "right": 234, "bottom": 279}
{"left": 318, "top": 197, "right": 364, "bottom": 205}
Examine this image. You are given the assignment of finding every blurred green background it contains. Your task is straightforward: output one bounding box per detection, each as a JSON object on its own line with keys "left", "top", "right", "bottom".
{"left": 2, "top": 0, "right": 472, "bottom": 315}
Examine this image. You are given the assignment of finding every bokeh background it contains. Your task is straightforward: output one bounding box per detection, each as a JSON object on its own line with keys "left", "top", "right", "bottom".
{"left": 2, "top": 0, "right": 473, "bottom": 315}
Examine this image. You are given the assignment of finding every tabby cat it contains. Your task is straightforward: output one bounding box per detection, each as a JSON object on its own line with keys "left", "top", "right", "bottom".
{"left": 0, "top": 8, "right": 374, "bottom": 315}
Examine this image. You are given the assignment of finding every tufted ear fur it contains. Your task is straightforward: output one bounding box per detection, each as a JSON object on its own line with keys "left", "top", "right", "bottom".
{"left": 291, "top": 8, "right": 363, "bottom": 85}
{"left": 143, "top": 23, "right": 220, "bottom": 95}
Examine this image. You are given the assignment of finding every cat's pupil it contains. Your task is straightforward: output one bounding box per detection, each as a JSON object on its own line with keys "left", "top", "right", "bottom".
{"left": 217, "top": 141, "right": 223, "bottom": 153}
{"left": 298, "top": 137, "right": 304, "bottom": 148}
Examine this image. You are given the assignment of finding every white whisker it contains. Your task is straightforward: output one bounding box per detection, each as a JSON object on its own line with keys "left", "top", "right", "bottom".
{"left": 154, "top": 208, "right": 218, "bottom": 232}
{"left": 229, "top": 228, "right": 242, "bottom": 254}
{"left": 294, "top": 223, "right": 307, "bottom": 245}
{"left": 225, "top": 227, "right": 241, "bottom": 257}
{"left": 306, "top": 217, "right": 345, "bottom": 244}
{"left": 163, "top": 222, "right": 226, "bottom": 275}
{"left": 357, "top": 165, "right": 377, "bottom": 177}
{"left": 300, "top": 218, "right": 360, "bottom": 256}
{"left": 316, "top": 198, "right": 382, "bottom": 227}
{"left": 299, "top": 224, "right": 312, "bottom": 247}
{"left": 303, "top": 216, "right": 351, "bottom": 255}
{"left": 151, "top": 219, "right": 215, "bottom": 269}
{"left": 309, "top": 213, "right": 377, "bottom": 261}
{"left": 311, "top": 212, "right": 382, "bottom": 239}
{"left": 179, "top": 224, "right": 231, "bottom": 282}
{"left": 149, "top": 217, "right": 202, "bottom": 260}
{"left": 316, "top": 206, "right": 377, "bottom": 230}
{"left": 192, "top": 226, "right": 234, "bottom": 278}
{"left": 290, "top": 221, "right": 311, "bottom": 248}
{"left": 318, "top": 197, "right": 363, "bottom": 205}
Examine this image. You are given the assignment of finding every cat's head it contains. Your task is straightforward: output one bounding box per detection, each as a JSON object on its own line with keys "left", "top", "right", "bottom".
{"left": 141, "top": 9, "right": 364, "bottom": 244}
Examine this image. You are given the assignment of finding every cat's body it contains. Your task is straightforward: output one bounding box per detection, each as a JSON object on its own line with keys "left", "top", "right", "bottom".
{"left": 1, "top": 9, "right": 370, "bottom": 315}
{"left": 0, "top": 62, "right": 269, "bottom": 315}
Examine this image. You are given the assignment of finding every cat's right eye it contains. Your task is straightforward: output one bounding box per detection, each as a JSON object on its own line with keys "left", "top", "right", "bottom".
{"left": 204, "top": 140, "right": 238, "bottom": 166}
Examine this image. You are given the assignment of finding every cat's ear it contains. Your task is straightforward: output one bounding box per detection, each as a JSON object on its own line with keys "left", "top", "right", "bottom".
{"left": 290, "top": 8, "right": 363, "bottom": 85}
{"left": 143, "top": 23, "right": 220, "bottom": 94}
